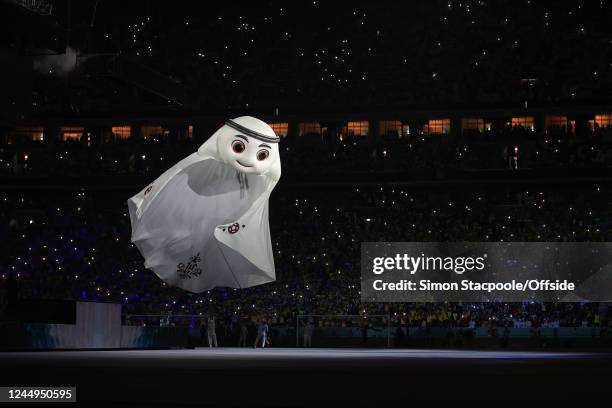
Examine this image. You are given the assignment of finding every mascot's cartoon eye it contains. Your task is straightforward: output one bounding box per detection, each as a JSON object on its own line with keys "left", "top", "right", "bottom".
{"left": 256, "top": 149, "right": 270, "bottom": 161}
{"left": 232, "top": 140, "right": 246, "bottom": 153}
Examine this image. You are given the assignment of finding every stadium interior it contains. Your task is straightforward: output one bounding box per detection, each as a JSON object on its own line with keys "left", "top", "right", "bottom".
{"left": 1, "top": 0, "right": 612, "bottom": 405}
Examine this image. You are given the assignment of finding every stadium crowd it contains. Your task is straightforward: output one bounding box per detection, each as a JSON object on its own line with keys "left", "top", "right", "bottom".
{"left": 33, "top": 1, "right": 612, "bottom": 113}
{"left": 3, "top": 0, "right": 612, "bottom": 347}
{"left": 1, "top": 180, "right": 610, "bottom": 339}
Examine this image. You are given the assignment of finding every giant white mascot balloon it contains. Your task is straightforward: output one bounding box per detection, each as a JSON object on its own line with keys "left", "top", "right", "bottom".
{"left": 128, "top": 116, "right": 281, "bottom": 293}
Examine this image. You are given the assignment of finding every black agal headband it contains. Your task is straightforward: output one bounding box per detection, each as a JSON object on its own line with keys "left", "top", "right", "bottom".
{"left": 225, "top": 119, "right": 280, "bottom": 143}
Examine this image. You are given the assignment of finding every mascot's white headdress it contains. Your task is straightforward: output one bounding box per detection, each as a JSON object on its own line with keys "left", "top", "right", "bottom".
{"left": 128, "top": 116, "right": 281, "bottom": 293}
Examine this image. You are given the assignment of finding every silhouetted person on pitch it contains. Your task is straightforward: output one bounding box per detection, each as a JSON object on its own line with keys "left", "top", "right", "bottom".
{"left": 361, "top": 320, "right": 369, "bottom": 345}
{"left": 207, "top": 315, "right": 218, "bottom": 347}
{"left": 238, "top": 320, "right": 248, "bottom": 347}
{"left": 303, "top": 320, "right": 314, "bottom": 347}
{"left": 254, "top": 319, "right": 269, "bottom": 348}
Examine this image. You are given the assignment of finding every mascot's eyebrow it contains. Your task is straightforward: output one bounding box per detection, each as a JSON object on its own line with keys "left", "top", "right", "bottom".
{"left": 235, "top": 134, "right": 249, "bottom": 143}
{"left": 259, "top": 143, "right": 271, "bottom": 148}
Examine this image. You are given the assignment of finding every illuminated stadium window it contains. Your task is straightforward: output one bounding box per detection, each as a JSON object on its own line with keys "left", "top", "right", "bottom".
{"left": 141, "top": 125, "right": 164, "bottom": 139}
{"left": 268, "top": 122, "right": 289, "bottom": 138}
{"left": 511, "top": 116, "right": 534, "bottom": 131}
{"left": 111, "top": 126, "right": 131, "bottom": 139}
{"left": 60, "top": 127, "right": 84, "bottom": 141}
{"left": 595, "top": 113, "right": 612, "bottom": 128}
{"left": 402, "top": 124, "right": 410, "bottom": 137}
{"left": 379, "top": 120, "right": 402, "bottom": 137}
{"left": 188, "top": 125, "right": 193, "bottom": 139}
{"left": 545, "top": 116, "right": 568, "bottom": 129}
{"left": 423, "top": 119, "right": 450, "bottom": 135}
{"left": 299, "top": 122, "right": 321, "bottom": 136}
{"left": 347, "top": 121, "right": 369, "bottom": 137}
{"left": 13, "top": 126, "right": 44, "bottom": 142}
{"left": 461, "top": 118, "right": 485, "bottom": 132}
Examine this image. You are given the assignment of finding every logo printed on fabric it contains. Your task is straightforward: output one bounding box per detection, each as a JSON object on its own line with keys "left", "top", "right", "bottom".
{"left": 177, "top": 253, "right": 203, "bottom": 279}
